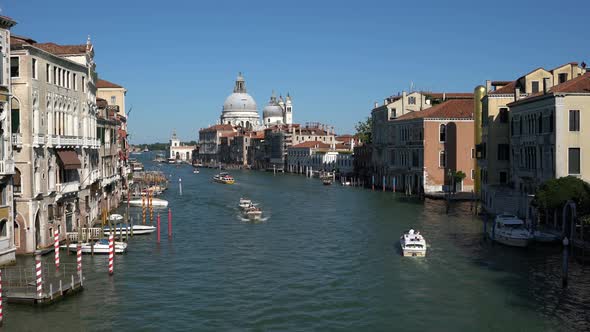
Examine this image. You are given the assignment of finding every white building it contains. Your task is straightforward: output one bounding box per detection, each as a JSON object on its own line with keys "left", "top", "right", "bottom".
{"left": 220, "top": 73, "right": 260, "bottom": 130}
{"left": 169, "top": 130, "right": 195, "bottom": 161}
{"left": 262, "top": 92, "right": 293, "bottom": 125}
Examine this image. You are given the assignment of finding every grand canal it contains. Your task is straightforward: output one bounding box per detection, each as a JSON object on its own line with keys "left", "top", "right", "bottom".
{"left": 4, "top": 154, "right": 589, "bottom": 331}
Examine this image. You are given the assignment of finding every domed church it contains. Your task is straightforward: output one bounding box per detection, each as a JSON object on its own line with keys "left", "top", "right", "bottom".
{"left": 220, "top": 73, "right": 293, "bottom": 129}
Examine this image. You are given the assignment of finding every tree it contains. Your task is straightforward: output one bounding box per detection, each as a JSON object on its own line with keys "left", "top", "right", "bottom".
{"left": 355, "top": 117, "right": 372, "bottom": 144}
{"left": 533, "top": 176, "right": 590, "bottom": 216}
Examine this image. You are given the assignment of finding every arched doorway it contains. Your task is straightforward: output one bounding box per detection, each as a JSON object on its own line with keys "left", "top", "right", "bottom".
{"left": 186, "top": 151, "right": 190, "bottom": 160}
{"left": 14, "top": 214, "right": 26, "bottom": 253}
{"left": 175, "top": 152, "right": 180, "bottom": 160}
{"left": 11, "top": 97, "right": 20, "bottom": 134}
{"left": 66, "top": 203, "right": 74, "bottom": 232}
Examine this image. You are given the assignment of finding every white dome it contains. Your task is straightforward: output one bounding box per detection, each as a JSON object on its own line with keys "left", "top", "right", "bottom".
{"left": 263, "top": 104, "right": 283, "bottom": 118}
{"left": 223, "top": 93, "right": 257, "bottom": 113}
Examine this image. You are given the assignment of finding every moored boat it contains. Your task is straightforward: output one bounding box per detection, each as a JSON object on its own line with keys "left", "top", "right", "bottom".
{"left": 323, "top": 179, "right": 332, "bottom": 185}
{"left": 62, "top": 239, "right": 127, "bottom": 254}
{"left": 103, "top": 224, "right": 157, "bottom": 236}
{"left": 489, "top": 213, "right": 533, "bottom": 247}
{"left": 400, "top": 229, "right": 427, "bottom": 257}
{"left": 128, "top": 197, "right": 169, "bottom": 207}
{"left": 533, "top": 230, "right": 560, "bottom": 243}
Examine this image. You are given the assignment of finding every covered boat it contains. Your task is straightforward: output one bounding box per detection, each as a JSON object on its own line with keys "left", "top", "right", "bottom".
{"left": 400, "top": 229, "right": 427, "bottom": 257}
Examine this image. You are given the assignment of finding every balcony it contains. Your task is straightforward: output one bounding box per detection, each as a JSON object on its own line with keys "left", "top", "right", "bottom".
{"left": 101, "top": 174, "right": 120, "bottom": 187}
{"left": 33, "top": 134, "right": 46, "bottom": 147}
{"left": 0, "top": 160, "right": 15, "bottom": 175}
{"left": 12, "top": 133, "right": 22, "bottom": 148}
{"left": 84, "top": 169, "right": 101, "bottom": 186}
{"left": 56, "top": 181, "right": 80, "bottom": 195}
{"left": 47, "top": 135, "right": 85, "bottom": 148}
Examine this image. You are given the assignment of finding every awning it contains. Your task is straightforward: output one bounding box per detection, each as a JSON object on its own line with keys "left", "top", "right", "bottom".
{"left": 56, "top": 150, "right": 82, "bottom": 170}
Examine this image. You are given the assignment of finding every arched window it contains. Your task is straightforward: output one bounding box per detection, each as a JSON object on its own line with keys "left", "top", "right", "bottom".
{"left": 13, "top": 168, "right": 22, "bottom": 194}
{"left": 11, "top": 97, "right": 20, "bottom": 133}
{"left": 439, "top": 124, "right": 446, "bottom": 142}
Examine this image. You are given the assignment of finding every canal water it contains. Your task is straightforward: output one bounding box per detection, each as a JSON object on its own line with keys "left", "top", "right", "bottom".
{"left": 4, "top": 154, "right": 589, "bottom": 331}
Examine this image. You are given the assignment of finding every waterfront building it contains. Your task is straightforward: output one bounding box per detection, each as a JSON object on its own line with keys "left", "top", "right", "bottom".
{"left": 0, "top": 15, "right": 17, "bottom": 265}
{"left": 370, "top": 91, "right": 472, "bottom": 190}
{"left": 197, "top": 124, "right": 236, "bottom": 164}
{"left": 291, "top": 123, "right": 335, "bottom": 146}
{"left": 506, "top": 72, "right": 590, "bottom": 219}
{"left": 287, "top": 141, "right": 353, "bottom": 176}
{"left": 479, "top": 63, "right": 586, "bottom": 215}
{"left": 96, "top": 98, "right": 122, "bottom": 215}
{"left": 11, "top": 35, "right": 100, "bottom": 253}
{"left": 390, "top": 99, "right": 475, "bottom": 193}
{"left": 229, "top": 130, "right": 264, "bottom": 166}
{"left": 169, "top": 130, "right": 195, "bottom": 161}
{"left": 96, "top": 78, "right": 126, "bottom": 117}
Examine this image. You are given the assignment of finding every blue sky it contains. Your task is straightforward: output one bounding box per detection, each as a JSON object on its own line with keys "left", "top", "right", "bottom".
{"left": 2, "top": 0, "right": 589, "bottom": 143}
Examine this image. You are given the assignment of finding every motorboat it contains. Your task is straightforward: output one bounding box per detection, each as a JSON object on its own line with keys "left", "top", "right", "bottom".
{"left": 109, "top": 214, "right": 124, "bottom": 222}
{"left": 213, "top": 172, "right": 235, "bottom": 184}
{"left": 341, "top": 181, "right": 351, "bottom": 186}
{"left": 103, "top": 224, "right": 157, "bottom": 236}
{"left": 143, "top": 147, "right": 149, "bottom": 152}
{"left": 400, "top": 229, "right": 427, "bottom": 257}
{"left": 193, "top": 169, "right": 200, "bottom": 174}
{"left": 533, "top": 230, "right": 560, "bottom": 243}
{"left": 489, "top": 213, "right": 533, "bottom": 247}
{"left": 322, "top": 179, "right": 332, "bottom": 185}
{"left": 127, "top": 197, "right": 169, "bottom": 207}
{"left": 239, "top": 198, "right": 252, "bottom": 209}
{"left": 62, "top": 239, "right": 127, "bottom": 254}
{"left": 243, "top": 206, "right": 262, "bottom": 220}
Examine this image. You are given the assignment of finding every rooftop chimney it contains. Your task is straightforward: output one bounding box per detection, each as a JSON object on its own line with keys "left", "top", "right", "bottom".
{"left": 514, "top": 88, "right": 521, "bottom": 101}
{"left": 543, "top": 77, "right": 551, "bottom": 94}
{"left": 485, "top": 80, "right": 492, "bottom": 92}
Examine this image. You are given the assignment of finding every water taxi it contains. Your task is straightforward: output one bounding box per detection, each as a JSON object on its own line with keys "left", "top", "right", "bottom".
{"left": 489, "top": 213, "right": 533, "bottom": 247}
{"left": 400, "top": 229, "right": 427, "bottom": 257}
{"left": 213, "top": 172, "right": 235, "bottom": 184}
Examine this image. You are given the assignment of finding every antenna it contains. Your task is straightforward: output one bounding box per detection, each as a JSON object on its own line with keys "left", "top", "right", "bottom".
{"left": 126, "top": 105, "right": 133, "bottom": 118}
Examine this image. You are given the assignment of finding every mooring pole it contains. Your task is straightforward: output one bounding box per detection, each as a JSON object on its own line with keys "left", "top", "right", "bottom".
{"left": 35, "top": 255, "right": 43, "bottom": 299}
{"left": 179, "top": 178, "right": 183, "bottom": 195}
{"left": 562, "top": 237, "right": 569, "bottom": 288}
{"left": 54, "top": 230, "right": 60, "bottom": 271}
{"left": 157, "top": 213, "right": 161, "bottom": 243}
{"left": 168, "top": 208, "right": 172, "bottom": 238}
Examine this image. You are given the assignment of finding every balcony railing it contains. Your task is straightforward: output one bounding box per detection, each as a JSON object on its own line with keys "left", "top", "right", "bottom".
{"left": 33, "top": 134, "right": 46, "bottom": 147}
{"left": 0, "top": 160, "right": 15, "bottom": 175}
{"left": 46, "top": 135, "right": 101, "bottom": 149}
{"left": 12, "top": 133, "right": 22, "bottom": 148}
{"left": 101, "top": 174, "right": 120, "bottom": 187}
{"left": 56, "top": 181, "right": 80, "bottom": 195}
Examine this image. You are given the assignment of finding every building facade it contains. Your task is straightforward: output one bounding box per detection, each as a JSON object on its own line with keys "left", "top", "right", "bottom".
{"left": 169, "top": 130, "right": 195, "bottom": 161}
{"left": 11, "top": 35, "right": 99, "bottom": 253}
{"left": 0, "top": 15, "right": 17, "bottom": 265}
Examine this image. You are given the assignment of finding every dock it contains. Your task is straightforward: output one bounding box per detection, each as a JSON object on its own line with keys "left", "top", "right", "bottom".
{"left": 3, "top": 262, "right": 83, "bottom": 305}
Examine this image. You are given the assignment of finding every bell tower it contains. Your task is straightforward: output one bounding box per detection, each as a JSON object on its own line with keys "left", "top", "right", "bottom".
{"left": 285, "top": 93, "right": 293, "bottom": 124}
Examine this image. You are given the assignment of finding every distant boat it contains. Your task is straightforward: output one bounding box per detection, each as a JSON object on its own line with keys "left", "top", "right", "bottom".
{"left": 400, "top": 229, "right": 427, "bottom": 257}
{"left": 213, "top": 172, "right": 235, "bottom": 184}
{"left": 489, "top": 214, "right": 533, "bottom": 247}
{"left": 143, "top": 147, "right": 149, "bottom": 152}
{"left": 128, "top": 198, "right": 169, "bottom": 207}
{"left": 322, "top": 179, "right": 332, "bottom": 185}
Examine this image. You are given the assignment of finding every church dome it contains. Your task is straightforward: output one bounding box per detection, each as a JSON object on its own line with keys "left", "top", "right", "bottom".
{"left": 222, "top": 73, "right": 257, "bottom": 113}
{"left": 223, "top": 93, "right": 257, "bottom": 112}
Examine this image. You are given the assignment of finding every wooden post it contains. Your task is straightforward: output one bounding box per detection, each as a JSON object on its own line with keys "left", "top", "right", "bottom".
{"left": 168, "top": 208, "right": 172, "bottom": 238}
{"left": 0, "top": 269, "right": 3, "bottom": 325}
{"left": 66, "top": 236, "right": 70, "bottom": 256}
{"left": 562, "top": 237, "right": 569, "bottom": 288}
{"left": 157, "top": 213, "right": 161, "bottom": 243}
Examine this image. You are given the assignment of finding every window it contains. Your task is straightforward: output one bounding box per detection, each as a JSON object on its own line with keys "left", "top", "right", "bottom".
{"left": 110, "top": 96, "right": 116, "bottom": 105}
{"left": 408, "top": 96, "right": 416, "bottom": 105}
{"left": 531, "top": 81, "right": 539, "bottom": 93}
{"left": 558, "top": 73, "right": 568, "bottom": 84}
{"left": 0, "top": 219, "right": 6, "bottom": 238}
{"left": 32, "top": 58, "right": 38, "bottom": 79}
{"left": 568, "top": 148, "right": 580, "bottom": 174}
{"left": 471, "top": 169, "right": 475, "bottom": 180}
{"left": 10, "top": 57, "right": 19, "bottom": 77}
{"left": 53, "top": 67, "right": 57, "bottom": 84}
{"left": 82, "top": 76, "right": 86, "bottom": 92}
{"left": 471, "top": 148, "right": 475, "bottom": 159}
{"left": 499, "top": 171, "right": 507, "bottom": 184}
{"left": 499, "top": 108, "right": 508, "bottom": 123}
{"left": 549, "top": 112, "right": 554, "bottom": 132}
{"left": 569, "top": 110, "right": 580, "bottom": 131}
{"left": 439, "top": 124, "right": 446, "bottom": 142}
{"left": 46, "top": 64, "right": 51, "bottom": 83}
{"left": 73, "top": 74, "right": 77, "bottom": 90}
{"left": 498, "top": 144, "right": 509, "bottom": 161}
{"left": 439, "top": 150, "right": 446, "bottom": 168}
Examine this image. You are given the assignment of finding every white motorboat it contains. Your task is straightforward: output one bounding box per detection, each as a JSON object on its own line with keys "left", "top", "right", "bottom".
{"left": 109, "top": 214, "right": 124, "bottom": 222}
{"left": 244, "top": 208, "right": 262, "bottom": 220}
{"left": 62, "top": 239, "right": 127, "bottom": 254}
{"left": 193, "top": 169, "right": 200, "bottom": 174}
{"left": 103, "top": 225, "right": 156, "bottom": 236}
{"left": 533, "top": 230, "right": 560, "bottom": 243}
{"left": 128, "top": 198, "right": 169, "bottom": 207}
{"left": 489, "top": 213, "right": 533, "bottom": 247}
{"left": 239, "top": 198, "right": 252, "bottom": 209}
{"left": 341, "top": 181, "right": 351, "bottom": 186}
{"left": 400, "top": 229, "right": 427, "bottom": 257}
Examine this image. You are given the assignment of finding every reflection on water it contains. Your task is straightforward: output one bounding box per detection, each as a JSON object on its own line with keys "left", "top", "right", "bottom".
{"left": 3, "top": 154, "right": 589, "bottom": 331}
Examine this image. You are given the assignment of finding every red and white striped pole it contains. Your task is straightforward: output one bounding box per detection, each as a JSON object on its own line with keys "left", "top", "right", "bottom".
{"left": 157, "top": 214, "right": 161, "bottom": 243}
{"left": 108, "top": 234, "right": 114, "bottom": 275}
{"left": 168, "top": 208, "right": 172, "bottom": 238}
{"left": 54, "top": 229, "right": 60, "bottom": 270}
{"left": 76, "top": 243, "right": 82, "bottom": 278}
{"left": 35, "top": 255, "right": 43, "bottom": 299}
{"left": 0, "top": 269, "right": 3, "bottom": 325}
